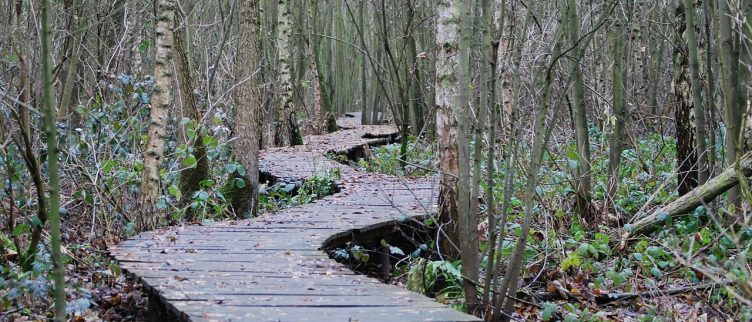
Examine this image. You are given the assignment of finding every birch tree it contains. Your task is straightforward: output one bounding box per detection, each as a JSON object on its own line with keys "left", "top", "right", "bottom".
{"left": 275, "top": 0, "right": 303, "bottom": 146}
{"left": 138, "top": 0, "right": 175, "bottom": 231}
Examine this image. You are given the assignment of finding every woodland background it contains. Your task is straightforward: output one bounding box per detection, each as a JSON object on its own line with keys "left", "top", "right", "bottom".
{"left": 0, "top": 0, "right": 751, "bottom": 320}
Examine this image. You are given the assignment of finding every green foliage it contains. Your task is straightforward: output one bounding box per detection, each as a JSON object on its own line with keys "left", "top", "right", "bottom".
{"left": 258, "top": 167, "right": 341, "bottom": 212}
{"left": 356, "top": 136, "right": 435, "bottom": 176}
{"left": 406, "top": 259, "right": 465, "bottom": 310}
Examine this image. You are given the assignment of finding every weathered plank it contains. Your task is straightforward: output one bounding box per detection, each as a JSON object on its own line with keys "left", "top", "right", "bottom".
{"left": 108, "top": 116, "right": 480, "bottom": 321}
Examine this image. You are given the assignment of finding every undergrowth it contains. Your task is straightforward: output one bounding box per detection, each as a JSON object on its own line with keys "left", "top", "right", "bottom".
{"left": 354, "top": 136, "right": 436, "bottom": 177}
{"left": 355, "top": 129, "right": 751, "bottom": 320}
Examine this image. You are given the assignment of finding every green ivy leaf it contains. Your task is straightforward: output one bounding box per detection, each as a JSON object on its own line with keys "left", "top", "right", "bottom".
{"left": 102, "top": 160, "right": 118, "bottom": 173}
{"left": 541, "top": 302, "right": 559, "bottom": 321}
{"left": 31, "top": 216, "right": 43, "bottom": 228}
{"left": 234, "top": 178, "right": 246, "bottom": 189}
{"left": 168, "top": 185, "right": 182, "bottom": 199}
{"left": 183, "top": 155, "right": 197, "bottom": 168}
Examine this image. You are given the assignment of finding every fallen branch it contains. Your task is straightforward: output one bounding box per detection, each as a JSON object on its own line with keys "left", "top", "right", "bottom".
{"left": 624, "top": 152, "right": 752, "bottom": 237}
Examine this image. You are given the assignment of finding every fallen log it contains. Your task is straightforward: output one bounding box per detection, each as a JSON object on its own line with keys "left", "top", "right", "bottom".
{"left": 625, "top": 152, "right": 752, "bottom": 237}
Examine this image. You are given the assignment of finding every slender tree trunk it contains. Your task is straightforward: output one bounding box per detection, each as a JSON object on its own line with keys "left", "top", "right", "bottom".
{"left": 703, "top": 0, "right": 717, "bottom": 176}
{"left": 607, "top": 13, "right": 627, "bottom": 210}
{"left": 359, "top": 0, "right": 369, "bottom": 125}
{"left": 311, "top": 0, "right": 337, "bottom": 132}
{"left": 274, "top": 0, "right": 302, "bottom": 146}
{"left": 41, "top": 0, "right": 65, "bottom": 319}
{"left": 683, "top": 0, "right": 708, "bottom": 184}
{"left": 306, "top": 0, "right": 324, "bottom": 133}
{"left": 174, "top": 6, "right": 210, "bottom": 220}
{"left": 58, "top": 0, "right": 84, "bottom": 127}
{"left": 675, "top": 0, "right": 698, "bottom": 195}
{"left": 717, "top": 0, "right": 742, "bottom": 212}
{"left": 231, "top": 0, "right": 261, "bottom": 218}
{"left": 456, "top": 0, "right": 480, "bottom": 314}
{"left": 566, "top": 0, "right": 593, "bottom": 219}
{"left": 14, "top": 2, "right": 49, "bottom": 271}
{"left": 138, "top": 0, "right": 175, "bottom": 231}
{"left": 481, "top": 0, "right": 502, "bottom": 313}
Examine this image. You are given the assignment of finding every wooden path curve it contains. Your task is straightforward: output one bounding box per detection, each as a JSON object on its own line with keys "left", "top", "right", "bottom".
{"left": 109, "top": 114, "right": 481, "bottom": 321}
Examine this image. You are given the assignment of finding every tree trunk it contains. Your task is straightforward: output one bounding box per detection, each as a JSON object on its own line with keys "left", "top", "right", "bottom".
{"left": 566, "top": 0, "right": 593, "bottom": 219}
{"left": 41, "top": 0, "right": 66, "bottom": 318}
{"left": 683, "top": 0, "right": 708, "bottom": 185}
{"left": 717, "top": 0, "right": 742, "bottom": 212}
{"left": 359, "top": 0, "right": 369, "bottom": 125}
{"left": 174, "top": 6, "right": 210, "bottom": 220}
{"left": 138, "top": 0, "right": 175, "bottom": 231}
{"left": 306, "top": 0, "right": 325, "bottom": 133}
{"left": 274, "top": 0, "right": 302, "bottom": 146}
{"left": 607, "top": 13, "right": 627, "bottom": 210}
{"left": 457, "top": 0, "right": 480, "bottom": 314}
{"left": 231, "top": 0, "right": 262, "bottom": 219}
{"left": 674, "top": 1, "right": 698, "bottom": 195}
{"left": 435, "top": 0, "right": 462, "bottom": 262}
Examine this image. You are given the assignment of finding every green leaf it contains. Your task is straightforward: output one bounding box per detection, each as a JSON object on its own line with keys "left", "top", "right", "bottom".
{"left": 699, "top": 227, "right": 711, "bottom": 245}
{"left": 203, "top": 135, "right": 218, "bottom": 147}
{"left": 183, "top": 155, "right": 197, "bottom": 168}
{"left": 12, "top": 224, "right": 29, "bottom": 237}
{"left": 31, "top": 216, "right": 43, "bottom": 228}
{"left": 84, "top": 193, "right": 94, "bottom": 205}
{"left": 168, "top": 185, "right": 182, "bottom": 199}
{"left": 236, "top": 165, "right": 246, "bottom": 176}
{"left": 541, "top": 302, "right": 559, "bottom": 321}
{"left": 102, "top": 160, "right": 118, "bottom": 173}
{"left": 193, "top": 190, "right": 210, "bottom": 202}
{"left": 693, "top": 205, "right": 706, "bottom": 217}
{"left": 561, "top": 252, "right": 581, "bottom": 271}
{"left": 656, "top": 212, "right": 668, "bottom": 222}
{"left": 632, "top": 253, "right": 643, "bottom": 261}
{"left": 233, "top": 178, "right": 246, "bottom": 189}
{"left": 199, "top": 179, "right": 214, "bottom": 188}
{"left": 225, "top": 163, "right": 237, "bottom": 174}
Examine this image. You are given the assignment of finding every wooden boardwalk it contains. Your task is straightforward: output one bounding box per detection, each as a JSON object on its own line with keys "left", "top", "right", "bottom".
{"left": 109, "top": 115, "right": 480, "bottom": 321}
